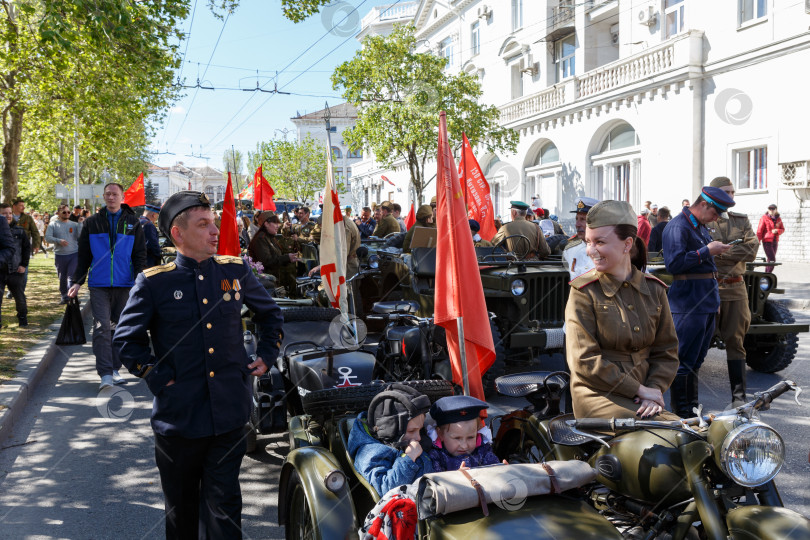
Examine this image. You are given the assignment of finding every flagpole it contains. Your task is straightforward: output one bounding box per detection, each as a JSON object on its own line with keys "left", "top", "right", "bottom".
{"left": 457, "top": 317, "right": 470, "bottom": 396}
{"left": 231, "top": 145, "right": 240, "bottom": 198}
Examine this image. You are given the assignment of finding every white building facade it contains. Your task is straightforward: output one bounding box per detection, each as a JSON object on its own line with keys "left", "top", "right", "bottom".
{"left": 146, "top": 162, "right": 228, "bottom": 204}
{"left": 352, "top": 0, "right": 810, "bottom": 260}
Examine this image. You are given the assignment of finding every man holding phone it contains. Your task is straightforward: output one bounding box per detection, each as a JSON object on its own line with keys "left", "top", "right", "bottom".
{"left": 708, "top": 177, "right": 759, "bottom": 407}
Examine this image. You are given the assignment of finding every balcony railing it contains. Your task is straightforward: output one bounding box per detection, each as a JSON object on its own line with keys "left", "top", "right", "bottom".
{"left": 501, "top": 86, "right": 566, "bottom": 124}
{"left": 361, "top": 2, "right": 418, "bottom": 28}
{"left": 577, "top": 43, "right": 674, "bottom": 98}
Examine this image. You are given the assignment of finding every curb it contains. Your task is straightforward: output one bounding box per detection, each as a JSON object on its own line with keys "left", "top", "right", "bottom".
{"left": 783, "top": 298, "right": 810, "bottom": 312}
{"left": 0, "top": 294, "right": 91, "bottom": 447}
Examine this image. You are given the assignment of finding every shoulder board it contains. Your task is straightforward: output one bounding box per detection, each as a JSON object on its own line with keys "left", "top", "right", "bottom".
{"left": 644, "top": 273, "right": 668, "bottom": 288}
{"left": 563, "top": 237, "right": 583, "bottom": 250}
{"left": 143, "top": 261, "right": 176, "bottom": 278}
{"left": 213, "top": 255, "right": 244, "bottom": 265}
{"left": 569, "top": 269, "right": 599, "bottom": 289}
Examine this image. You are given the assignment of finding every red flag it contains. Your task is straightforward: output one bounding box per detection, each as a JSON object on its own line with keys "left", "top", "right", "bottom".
{"left": 404, "top": 202, "right": 416, "bottom": 230}
{"left": 217, "top": 172, "right": 240, "bottom": 256}
{"left": 434, "top": 113, "right": 495, "bottom": 400}
{"left": 458, "top": 134, "right": 497, "bottom": 242}
{"left": 253, "top": 165, "right": 276, "bottom": 211}
{"left": 123, "top": 173, "right": 145, "bottom": 207}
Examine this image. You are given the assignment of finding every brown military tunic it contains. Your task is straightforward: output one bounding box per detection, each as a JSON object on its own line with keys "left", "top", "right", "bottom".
{"left": 248, "top": 229, "right": 297, "bottom": 292}
{"left": 344, "top": 215, "right": 361, "bottom": 278}
{"left": 710, "top": 211, "right": 759, "bottom": 360}
{"left": 293, "top": 220, "right": 317, "bottom": 243}
{"left": 372, "top": 214, "right": 400, "bottom": 238}
{"left": 491, "top": 219, "right": 550, "bottom": 259}
{"left": 565, "top": 268, "right": 680, "bottom": 420}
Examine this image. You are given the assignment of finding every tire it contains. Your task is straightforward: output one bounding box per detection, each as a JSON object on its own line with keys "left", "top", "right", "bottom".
{"left": 745, "top": 301, "right": 799, "bottom": 373}
{"left": 301, "top": 379, "right": 453, "bottom": 418}
{"left": 285, "top": 470, "right": 315, "bottom": 540}
{"left": 482, "top": 318, "right": 507, "bottom": 398}
{"left": 282, "top": 306, "right": 341, "bottom": 323}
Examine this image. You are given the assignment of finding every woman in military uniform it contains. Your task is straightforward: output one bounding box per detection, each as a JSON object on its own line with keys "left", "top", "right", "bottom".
{"left": 248, "top": 212, "right": 300, "bottom": 293}
{"left": 565, "top": 200, "right": 679, "bottom": 420}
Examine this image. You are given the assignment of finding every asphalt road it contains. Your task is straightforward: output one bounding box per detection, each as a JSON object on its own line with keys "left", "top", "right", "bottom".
{"left": 0, "top": 301, "right": 808, "bottom": 539}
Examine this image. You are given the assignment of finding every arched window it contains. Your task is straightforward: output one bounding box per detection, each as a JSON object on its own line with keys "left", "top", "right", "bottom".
{"left": 484, "top": 156, "right": 501, "bottom": 176}
{"left": 535, "top": 142, "right": 560, "bottom": 166}
{"left": 599, "top": 124, "right": 640, "bottom": 153}
{"left": 331, "top": 146, "right": 342, "bottom": 159}
{"left": 589, "top": 122, "right": 642, "bottom": 205}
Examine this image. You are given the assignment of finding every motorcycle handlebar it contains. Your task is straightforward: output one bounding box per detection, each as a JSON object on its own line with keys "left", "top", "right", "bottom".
{"left": 750, "top": 380, "right": 798, "bottom": 411}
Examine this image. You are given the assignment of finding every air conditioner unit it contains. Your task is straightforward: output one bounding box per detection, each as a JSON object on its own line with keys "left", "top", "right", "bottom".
{"left": 638, "top": 6, "right": 657, "bottom": 26}
{"left": 478, "top": 5, "right": 492, "bottom": 20}
{"left": 521, "top": 63, "right": 539, "bottom": 76}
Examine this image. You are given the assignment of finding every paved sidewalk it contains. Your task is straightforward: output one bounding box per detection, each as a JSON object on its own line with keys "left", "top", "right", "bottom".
{"left": 772, "top": 262, "right": 810, "bottom": 311}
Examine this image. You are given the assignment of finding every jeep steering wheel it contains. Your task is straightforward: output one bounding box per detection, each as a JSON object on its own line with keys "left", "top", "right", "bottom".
{"left": 496, "top": 234, "right": 532, "bottom": 261}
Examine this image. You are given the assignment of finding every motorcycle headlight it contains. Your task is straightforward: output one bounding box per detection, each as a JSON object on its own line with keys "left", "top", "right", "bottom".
{"left": 720, "top": 422, "right": 785, "bottom": 487}
{"left": 368, "top": 254, "right": 379, "bottom": 269}
{"left": 511, "top": 279, "right": 526, "bottom": 296}
{"left": 759, "top": 277, "right": 772, "bottom": 291}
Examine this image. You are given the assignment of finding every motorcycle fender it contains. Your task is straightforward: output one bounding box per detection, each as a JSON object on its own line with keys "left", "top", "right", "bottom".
{"left": 727, "top": 506, "right": 810, "bottom": 540}
{"left": 278, "top": 447, "right": 357, "bottom": 537}
{"left": 288, "top": 414, "right": 322, "bottom": 449}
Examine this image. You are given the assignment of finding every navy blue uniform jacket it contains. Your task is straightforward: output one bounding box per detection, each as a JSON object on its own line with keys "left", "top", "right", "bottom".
{"left": 662, "top": 208, "right": 720, "bottom": 314}
{"left": 139, "top": 216, "right": 162, "bottom": 268}
{"left": 113, "top": 252, "right": 283, "bottom": 438}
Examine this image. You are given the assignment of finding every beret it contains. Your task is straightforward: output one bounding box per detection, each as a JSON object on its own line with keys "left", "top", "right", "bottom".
{"left": 158, "top": 191, "right": 211, "bottom": 237}
{"left": 430, "top": 395, "right": 488, "bottom": 426}
{"left": 468, "top": 219, "right": 480, "bottom": 232}
{"left": 586, "top": 200, "right": 637, "bottom": 229}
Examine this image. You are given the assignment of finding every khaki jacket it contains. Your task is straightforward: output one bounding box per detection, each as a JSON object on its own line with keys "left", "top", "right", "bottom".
{"left": 344, "top": 215, "right": 361, "bottom": 278}
{"left": 710, "top": 212, "right": 759, "bottom": 301}
{"left": 491, "top": 219, "right": 550, "bottom": 259}
{"left": 565, "top": 268, "right": 679, "bottom": 419}
{"left": 372, "top": 214, "right": 400, "bottom": 238}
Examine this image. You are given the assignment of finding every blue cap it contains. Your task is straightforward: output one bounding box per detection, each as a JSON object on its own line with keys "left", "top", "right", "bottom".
{"left": 468, "top": 219, "right": 480, "bottom": 232}
{"left": 571, "top": 196, "right": 600, "bottom": 214}
{"left": 700, "top": 186, "right": 735, "bottom": 218}
{"left": 549, "top": 214, "right": 559, "bottom": 222}
{"left": 430, "top": 395, "right": 488, "bottom": 426}
{"left": 144, "top": 203, "right": 161, "bottom": 214}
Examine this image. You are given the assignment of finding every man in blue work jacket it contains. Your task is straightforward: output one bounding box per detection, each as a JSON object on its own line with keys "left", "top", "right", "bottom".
{"left": 113, "top": 191, "right": 284, "bottom": 539}
{"left": 662, "top": 186, "right": 734, "bottom": 417}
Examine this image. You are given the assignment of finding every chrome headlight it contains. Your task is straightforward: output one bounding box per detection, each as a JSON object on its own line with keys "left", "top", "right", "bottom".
{"left": 324, "top": 469, "right": 346, "bottom": 493}
{"left": 720, "top": 421, "right": 784, "bottom": 487}
{"left": 759, "top": 277, "right": 772, "bottom": 291}
{"left": 511, "top": 279, "right": 526, "bottom": 296}
{"left": 368, "top": 255, "right": 380, "bottom": 269}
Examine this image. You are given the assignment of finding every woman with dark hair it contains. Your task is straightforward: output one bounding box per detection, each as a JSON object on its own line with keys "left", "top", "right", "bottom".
{"left": 565, "top": 200, "right": 680, "bottom": 420}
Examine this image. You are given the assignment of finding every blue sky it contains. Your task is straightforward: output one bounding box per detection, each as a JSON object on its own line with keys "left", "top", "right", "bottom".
{"left": 151, "top": 0, "right": 387, "bottom": 170}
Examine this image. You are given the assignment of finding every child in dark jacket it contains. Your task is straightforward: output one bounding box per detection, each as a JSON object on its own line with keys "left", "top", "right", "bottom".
{"left": 427, "top": 396, "right": 501, "bottom": 471}
{"left": 347, "top": 384, "right": 434, "bottom": 496}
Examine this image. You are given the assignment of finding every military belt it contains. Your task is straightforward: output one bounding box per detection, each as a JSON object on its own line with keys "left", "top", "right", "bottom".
{"left": 717, "top": 276, "right": 743, "bottom": 284}
{"left": 672, "top": 272, "right": 719, "bottom": 281}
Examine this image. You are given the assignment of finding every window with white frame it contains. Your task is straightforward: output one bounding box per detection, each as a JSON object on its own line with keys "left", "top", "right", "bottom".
{"left": 739, "top": 0, "right": 767, "bottom": 25}
{"left": 664, "top": 0, "right": 685, "bottom": 38}
{"left": 556, "top": 34, "right": 576, "bottom": 81}
{"left": 347, "top": 148, "right": 362, "bottom": 159}
{"left": 216, "top": 185, "right": 225, "bottom": 201}
{"left": 471, "top": 21, "right": 480, "bottom": 56}
{"left": 511, "top": 0, "right": 523, "bottom": 31}
{"left": 510, "top": 62, "right": 523, "bottom": 100}
{"left": 735, "top": 146, "right": 768, "bottom": 190}
{"left": 439, "top": 37, "right": 455, "bottom": 69}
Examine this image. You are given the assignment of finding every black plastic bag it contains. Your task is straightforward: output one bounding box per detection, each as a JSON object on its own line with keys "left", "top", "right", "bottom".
{"left": 56, "top": 297, "right": 86, "bottom": 345}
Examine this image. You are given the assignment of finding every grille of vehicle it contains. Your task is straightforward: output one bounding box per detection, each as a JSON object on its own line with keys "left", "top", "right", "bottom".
{"left": 526, "top": 272, "right": 570, "bottom": 326}
{"left": 744, "top": 273, "right": 765, "bottom": 317}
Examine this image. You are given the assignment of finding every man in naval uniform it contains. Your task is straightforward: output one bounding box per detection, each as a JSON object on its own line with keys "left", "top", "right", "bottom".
{"left": 563, "top": 197, "right": 600, "bottom": 279}
{"left": 113, "top": 191, "right": 284, "bottom": 539}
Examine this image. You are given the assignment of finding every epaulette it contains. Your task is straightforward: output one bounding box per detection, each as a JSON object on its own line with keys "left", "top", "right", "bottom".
{"left": 727, "top": 210, "right": 747, "bottom": 218}
{"left": 214, "top": 255, "right": 244, "bottom": 265}
{"left": 563, "top": 237, "right": 583, "bottom": 251}
{"left": 644, "top": 273, "right": 668, "bottom": 289}
{"left": 143, "top": 261, "right": 176, "bottom": 277}
{"left": 569, "top": 269, "right": 599, "bottom": 289}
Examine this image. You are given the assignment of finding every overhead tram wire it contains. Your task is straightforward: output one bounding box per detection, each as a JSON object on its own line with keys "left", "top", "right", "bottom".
{"left": 158, "top": 0, "right": 199, "bottom": 150}
{"left": 170, "top": 10, "right": 231, "bottom": 147}
{"left": 200, "top": 0, "right": 389, "bottom": 154}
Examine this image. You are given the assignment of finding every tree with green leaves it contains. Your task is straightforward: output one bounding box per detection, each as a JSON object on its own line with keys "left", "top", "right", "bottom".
{"left": 332, "top": 24, "right": 518, "bottom": 205}
{"left": 247, "top": 135, "right": 329, "bottom": 205}
{"left": 145, "top": 179, "right": 159, "bottom": 204}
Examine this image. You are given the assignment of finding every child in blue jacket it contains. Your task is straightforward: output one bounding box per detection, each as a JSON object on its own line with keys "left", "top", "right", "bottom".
{"left": 347, "top": 384, "right": 433, "bottom": 496}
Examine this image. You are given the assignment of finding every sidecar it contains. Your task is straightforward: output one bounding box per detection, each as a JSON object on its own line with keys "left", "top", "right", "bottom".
{"left": 279, "top": 377, "right": 623, "bottom": 540}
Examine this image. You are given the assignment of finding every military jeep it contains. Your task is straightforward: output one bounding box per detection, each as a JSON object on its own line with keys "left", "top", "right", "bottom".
{"left": 374, "top": 246, "right": 571, "bottom": 391}
{"left": 647, "top": 260, "right": 808, "bottom": 373}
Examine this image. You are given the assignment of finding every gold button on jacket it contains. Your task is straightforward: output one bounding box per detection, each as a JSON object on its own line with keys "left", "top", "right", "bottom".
{"left": 565, "top": 268, "right": 679, "bottom": 420}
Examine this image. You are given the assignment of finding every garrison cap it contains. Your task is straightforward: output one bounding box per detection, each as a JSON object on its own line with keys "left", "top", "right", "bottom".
{"left": 572, "top": 196, "right": 600, "bottom": 214}
{"left": 468, "top": 219, "right": 481, "bottom": 232}
{"left": 430, "top": 395, "right": 488, "bottom": 426}
{"left": 144, "top": 203, "right": 161, "bottom": 214}
{"left": 380, "top": 200, "right": 393, "bottom": 211}
{"left": 586, "top": 200, "right": 637, "bottom": 229}
{"left": 699, "top": 186, "right": 735, "bottom": 219}
{"left": 709, "top": 176, "right": 733, "bottom": 188}
{"left": 416, "top": 204, "right": 433, "bottom": 220}
{"left": 158, "top": 191, "right": 211, "bottom": 237}
{"left": 510, "top": 200, "right": 530, "bottom": 211}
{"left": 430, "top": 196, "right": 437, "bottom": 205}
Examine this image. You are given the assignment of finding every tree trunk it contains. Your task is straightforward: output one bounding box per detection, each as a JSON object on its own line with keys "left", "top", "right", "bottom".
{"left": 1, "top": 105, "right": 23, "bottom": 203}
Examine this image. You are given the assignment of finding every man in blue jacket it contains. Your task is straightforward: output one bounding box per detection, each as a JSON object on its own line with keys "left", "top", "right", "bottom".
{"left": 140, "top": 203, "right": 162, "bottom": 268}
{"left": 662, "top": 186, "right": 733, "bottom": 417}
{"left": 68, "top": 183, "right": 146, "bottom": 389}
